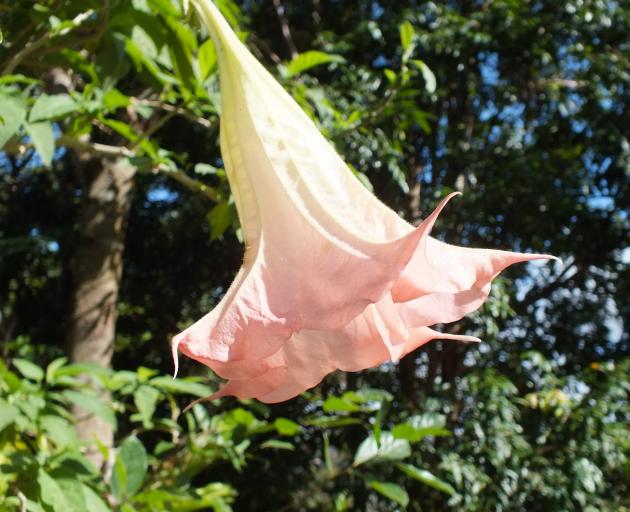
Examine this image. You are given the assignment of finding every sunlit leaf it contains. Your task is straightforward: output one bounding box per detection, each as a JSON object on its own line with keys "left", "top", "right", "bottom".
{"left": 12, "top": 358, "right": 44, "bottom": 382}
{"left": 353, "top": 432, "right": 411, "bottom": 466}
{"left": 369, "top": 480, "right": 409, "bottom": 507}
{"left": 29, "top": 94, "right": 77, "bottom": 122}
{"left": 25, "top": 121, "right": 55, "bottom": 166}
{"left": 397, "top": 463, "right": 457, "bottom": 496}
{"left": 286, "top": 51, "right": 345, "bottom": 77}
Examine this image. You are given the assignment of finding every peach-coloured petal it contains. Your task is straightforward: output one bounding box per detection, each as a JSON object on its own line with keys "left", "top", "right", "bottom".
{"left": 210, "top": 322, "right": 480, "bottom": 404}
{"left": 392, "top": 238, "right": 557, "bottom": 303}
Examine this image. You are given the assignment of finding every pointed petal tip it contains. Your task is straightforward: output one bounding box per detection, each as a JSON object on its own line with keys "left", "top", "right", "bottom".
{"left": 435, "top": 331, "right": 482, "bottom": 344}
{"left": 526, "top": 253, "right": 563, "bottom": 266}
{"left": 171, "top": 335, "right": 183, "bottom": 380}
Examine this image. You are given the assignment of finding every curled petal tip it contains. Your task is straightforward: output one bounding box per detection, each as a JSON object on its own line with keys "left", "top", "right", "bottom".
{"left": 171, "top": 335, "right": 183, "bottom": 380}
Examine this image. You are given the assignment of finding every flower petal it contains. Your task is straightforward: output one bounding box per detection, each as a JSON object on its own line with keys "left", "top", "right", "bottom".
{"left": 392, "top": 237, "right": 558, "bottom": 303}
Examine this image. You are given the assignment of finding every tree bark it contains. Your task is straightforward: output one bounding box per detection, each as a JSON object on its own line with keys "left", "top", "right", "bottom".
{"left": 66, "top": 157, "right": 135, "bottom": 467}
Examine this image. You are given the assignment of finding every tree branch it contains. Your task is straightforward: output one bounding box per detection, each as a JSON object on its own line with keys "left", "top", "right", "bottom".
{"left": 3, "top": 136, "right": 219, "bottom": 202}
{"left": 132, "top": 99, "right": 215, "bottom": 129}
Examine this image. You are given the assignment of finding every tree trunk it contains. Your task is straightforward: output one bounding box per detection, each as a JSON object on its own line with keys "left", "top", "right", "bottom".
{"left": 66, "top": 157, "right": 135, "bottom": 467}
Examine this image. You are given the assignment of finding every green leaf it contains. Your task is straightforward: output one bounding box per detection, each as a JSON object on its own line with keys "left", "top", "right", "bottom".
{"left": 103, "top": 89, "right": 130, "bottom": 111}
{"left": 81, "top": 484, "right": 110, "bottom": 512}
{"left": 0, "top": 92, "right": 27, "bottom": 147}
{"left": 392, "top": 423, "right": 450, "bottom": 442}
{"left": 62, "top": 390, "right": 117, "bottom": 429}
{"left": 393, "top": 413, "right": 449, "bottom": 442}
{"left": 323, "top": 395, "right": 361, "bottom": 413}
{"left": 56, "top": 477, "right": 89, "bottom": 512}
{"left": 150, "top": 376, "right": 214, "bottom": 397}
{"left": 12, "top": 358, "right": 44, "bottom": 382}
{"left": 303, "top": 416, "right": 362, "bottom": 428}
{"left": 369, "top": 481, "right": 409, "bottom": 507}
{"left": 399, "top": 21, "right": 415, "bottom": 52}
{"left": 194, "top": 163, "right": 221, "bottom": 175}
{"left": 0, "top": 399, "right": 18, "bottom": 432}
{"left": 207, "top": 201, "right": 233, "bottom": 240}
{"left": 383, "top": 68, "right": 397, "bottom": 84}
{"left": 133, "top": 384, "right": 160, "bottom": 427}
{"left": 38, "top": 469, "right": 69, "bottom": 512}
{"left": 260, "top": 439, "right": 295, "bottom": 451}
{"left": 410, "top": 59, "right": 436, "bottom": 93}
{"left": 274, "top": 418, "right": 301, "bottom": 436}
{"left": 29, "top": 94, "right": 77, "bottom": 122}
{"left": 41, "top": 415, "right": 76, "bottom": 447}
{"left": 111, "top": 436, "right": 148, "bottom": 500}
{"left": 397, "top": 463, "right": 457, "bottom": 496}
{"left": 198, "top": 38, "right": 218, "bottom": 80}
{"left": 286, "top": 51, "right": 346, "bottom": 77}
{"left": 25, "top": 121, "right": 55, "bottom": 166}
{"left": 45, "top": 357, "right": 68, "bottom": 384}
{"left": 574, "top": 458, "right": 603, "bottom": 494}
{"left": 54, "top": 362, "right": 112, "bottom": 385}
{"left": 168, "top": 27, "right": 197, "bottom": 93}
{"left": 353, "top": 432, "right": 411, "bottom": 466}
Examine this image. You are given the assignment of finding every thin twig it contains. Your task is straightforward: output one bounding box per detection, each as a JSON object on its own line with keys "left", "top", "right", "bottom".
{"left": 159, "top": 164, "right": 219, "bottom": 201}
{"left": 129, "top": 110, "right": 177, "bottom": 152}
{"left": 17, "top": 490, "right": 26, "bottom": 512}
{"left": 132, "top": 99, "right": 214, "bottom": 129}
{"left": 272, "top": 0, "right": 298, "bottom": 59}
{"left": 2, "top": 10, "right": 96, "bottom": 75}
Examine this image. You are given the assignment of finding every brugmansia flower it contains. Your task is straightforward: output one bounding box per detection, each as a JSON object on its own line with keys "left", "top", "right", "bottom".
{"left": 172, "top": 0, "right": 555, "bottom": 403}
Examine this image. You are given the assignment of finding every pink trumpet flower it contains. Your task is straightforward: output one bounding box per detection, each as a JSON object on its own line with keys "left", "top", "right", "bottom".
{"left": 172, "top": 0, "right": 556, "bottom": 403}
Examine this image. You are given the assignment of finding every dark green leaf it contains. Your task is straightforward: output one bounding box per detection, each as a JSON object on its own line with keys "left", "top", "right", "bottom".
{"left": 111, "top": 436, "right": 148, "bottom": 499}
{"left": 397, "top": 463, "right": 457, "bottom": 496}
{"left": 369, "top": 481, "right": 409, "bottom": 507}
{"left": 38, "top": 469, "right": 69, "bottom": 512}
{"left": 260, "top": 439, "right": 294, "bottom": 451}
